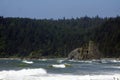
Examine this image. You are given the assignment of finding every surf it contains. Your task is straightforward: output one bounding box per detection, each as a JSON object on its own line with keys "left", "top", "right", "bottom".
{"left": 22, "top": 60, "right": 34, "bottom": 64}
{"left": 0, "top": 68, "right": 120, "bottom": 80}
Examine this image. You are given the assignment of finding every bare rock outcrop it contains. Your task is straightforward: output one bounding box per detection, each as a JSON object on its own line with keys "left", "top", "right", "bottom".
{"left": 68, "top": 41, "right": 101, "bottom": 60}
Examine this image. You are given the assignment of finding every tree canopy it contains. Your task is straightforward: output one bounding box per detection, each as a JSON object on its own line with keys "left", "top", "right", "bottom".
{"left": 0, "top": 16, "right": 120, "bottom": 58}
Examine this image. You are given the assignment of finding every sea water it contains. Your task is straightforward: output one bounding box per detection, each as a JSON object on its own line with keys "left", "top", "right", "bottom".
{"left": 0, "top": 58, "right": 120, "bottom": 80}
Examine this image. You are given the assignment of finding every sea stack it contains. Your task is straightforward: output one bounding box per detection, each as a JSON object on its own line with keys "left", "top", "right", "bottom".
{"left": 68, "top": 41, "right": 101, "bottom": 60}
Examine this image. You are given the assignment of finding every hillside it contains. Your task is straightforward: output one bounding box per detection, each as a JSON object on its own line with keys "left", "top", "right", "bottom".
{"left": 93, "top": 17, "right": 120, "bottom": 57}
{"left": 0, "top": 16, "right": 120, "bottom": 58}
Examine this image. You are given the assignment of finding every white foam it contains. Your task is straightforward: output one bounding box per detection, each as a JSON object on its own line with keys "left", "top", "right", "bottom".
{"left": 57, "top": 60, "right": 64, "bottom": 63}
{"left": 99, "top": 59, "right": 107, "bottom": 63}
{"left": 116, "top": 66, "right": 120, "bottom": 69}
{"left": 0, "top": 69, "right": 120, "bottom": 80}
{"left": 69, "top": 59, "right": 120, "bottom": 64}
{"left": 110, "top": 60, "right": 120, "bottom": 63}
{"left": 0, "top": 68, "right": 47, "bottom": 80}
{"left": 39, "top": 59, "right": 47, "bottom": 61}
{"left": 52, "top": 64, "right": 66, "bottom": 68}
{"left": 22, "top": 60, "right": 33, "bottom": 64}
{"left": 100, "top": 59, "right": 120, "bottom": 64}
{"left": 111, "top": 66, "right": 120, "bottom": 69}
{"left": 79, "top": 60, "right": 92, "bottom": 63}
{"left": 47, "top": 74, "right": 120, "bottom": 80}
{"left": 69, "top": 60, "right": 92, "bottom": 63}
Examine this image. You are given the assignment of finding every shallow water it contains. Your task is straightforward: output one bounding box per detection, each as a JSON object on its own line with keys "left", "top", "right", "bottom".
{"left": 0, "top": 58, "right": 120, "bottom": 80}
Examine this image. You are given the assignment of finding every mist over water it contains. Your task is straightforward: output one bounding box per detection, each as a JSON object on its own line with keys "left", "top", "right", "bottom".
{"left": 0, "top": 59, "right": 120, "bottom": 80}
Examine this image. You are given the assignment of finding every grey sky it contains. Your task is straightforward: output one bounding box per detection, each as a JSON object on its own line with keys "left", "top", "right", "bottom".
{"left": 0, "top": 0, "right": 120, "bottom": 19}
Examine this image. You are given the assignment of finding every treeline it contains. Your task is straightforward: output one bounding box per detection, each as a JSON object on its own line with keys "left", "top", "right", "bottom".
{"left": 0, "top": 16, "right": 120, "bottom": 58}
{"left": 93, "top": 17, "right": 120, "bottom": 57}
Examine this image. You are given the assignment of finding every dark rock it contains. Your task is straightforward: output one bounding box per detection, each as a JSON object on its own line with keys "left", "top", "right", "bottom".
{"left": 68, "top": 41, "right": 102, "bottom": 60}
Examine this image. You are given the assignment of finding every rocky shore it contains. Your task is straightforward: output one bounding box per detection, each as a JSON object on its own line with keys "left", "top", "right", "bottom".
{"left": 68, "top": 41, "right": 102, "bottom": 60}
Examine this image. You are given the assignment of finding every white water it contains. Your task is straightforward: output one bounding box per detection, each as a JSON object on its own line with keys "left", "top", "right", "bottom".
{"left": 0, "top": 68, "right": 47, "bottom": 80}
{"left": 57, "top": 59, "right": 65, "bottom": 63}
{"left": 52, "top": 64, "right": 66, "bottom": 68}
{"left": 22, "top": 60, "right": 34, "bottom": 64}
{"left": 39, "top": 59, "right": 47, "bottom": 61}
{"left": 69, "top": 59, "right": 120, "bottom": 64}
{"left": 0, "top": 68, "right": 120, "bottom": 80}
{"left": 0, "top": 59, "right": 120, "bottom": 80}
{"left": 69, "top": 59, "right": 93, "bottom": 63}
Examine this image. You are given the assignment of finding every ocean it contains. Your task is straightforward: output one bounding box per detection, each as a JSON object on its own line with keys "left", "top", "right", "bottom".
{"left": 0, "top": 58, "right": 120, "bottom": 80}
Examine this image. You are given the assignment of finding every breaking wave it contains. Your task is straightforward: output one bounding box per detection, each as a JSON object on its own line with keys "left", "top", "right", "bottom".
{"left": 39, "top": 59, "right": 48, "bottom": 61}
{"left": 100, "top": 59, "right": 120, "bottom": 64}
{"left": 68, "top": 60, "right": 92, "bottom": 63}
{"left": 22, "top": 60, "right": 34, "bottom": 64}
{"left": 52, "top": 64, "right": 66, "bottom": 68}
{"left": 0, "top": 68, "right": 47, "bottom": 80}
{"left": 57, "top": 59, "right": 65, "bottom": 63}
{"left": 0, "top": 68, "right": 120, "bottom": 80}
{"left": 68, "top": 59, "right": 120, "bottom": 64}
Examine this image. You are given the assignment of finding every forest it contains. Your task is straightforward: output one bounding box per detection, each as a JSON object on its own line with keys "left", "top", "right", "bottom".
{"left": 0, "top": 16, "right": 120, "bottom": 58}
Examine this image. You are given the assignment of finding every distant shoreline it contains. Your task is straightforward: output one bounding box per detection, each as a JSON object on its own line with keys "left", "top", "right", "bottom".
{"left": 0, "top": 57, "right": 119, "bottom": 60}
{"left": 0, "top": 58, "right": 22, "bottom": 60}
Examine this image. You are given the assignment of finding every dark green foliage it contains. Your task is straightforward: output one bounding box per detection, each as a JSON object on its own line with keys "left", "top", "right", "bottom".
{"left": 0, "top": 16, "right": 120, "bottom": 58}
{"left": 92, "top": 17, "right": 120, "bottom": 57}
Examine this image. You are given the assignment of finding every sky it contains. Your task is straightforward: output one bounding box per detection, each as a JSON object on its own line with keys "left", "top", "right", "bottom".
{"left": 0, "top": 0, "right": 120, "bottom": 19}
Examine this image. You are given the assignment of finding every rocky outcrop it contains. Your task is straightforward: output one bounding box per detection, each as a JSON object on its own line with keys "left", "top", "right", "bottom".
{"left": 68, "top": 41, "right": 101, "bottom": 60}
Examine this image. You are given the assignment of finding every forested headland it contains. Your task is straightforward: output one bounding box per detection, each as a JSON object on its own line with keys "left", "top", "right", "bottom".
{"left": 0, "top": 16, "right": 120, "bottom": 58}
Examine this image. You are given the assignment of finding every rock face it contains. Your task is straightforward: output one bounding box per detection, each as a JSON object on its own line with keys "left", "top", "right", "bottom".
{"left": 68, "top": 41, "right": 101, "bottom": 60}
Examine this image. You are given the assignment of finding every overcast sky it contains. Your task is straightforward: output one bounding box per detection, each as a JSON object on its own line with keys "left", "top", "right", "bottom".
{"left": 0, "top": 0, "right": 120, "bottom": 19}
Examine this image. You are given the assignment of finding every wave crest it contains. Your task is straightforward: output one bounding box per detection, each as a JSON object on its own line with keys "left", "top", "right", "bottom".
{"left": 0, "top": 69, "right": 120, "bottom": 80}
{"left": 0, "top": 68, "right": 47, "bottom": 80}
{"left": 22, "top": 60, "right": 34, "bottom": 64}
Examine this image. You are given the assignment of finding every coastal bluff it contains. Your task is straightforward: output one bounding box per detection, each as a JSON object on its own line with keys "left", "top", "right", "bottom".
{"left": 68, "top": 41, "right": 101, "bottom": 60}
